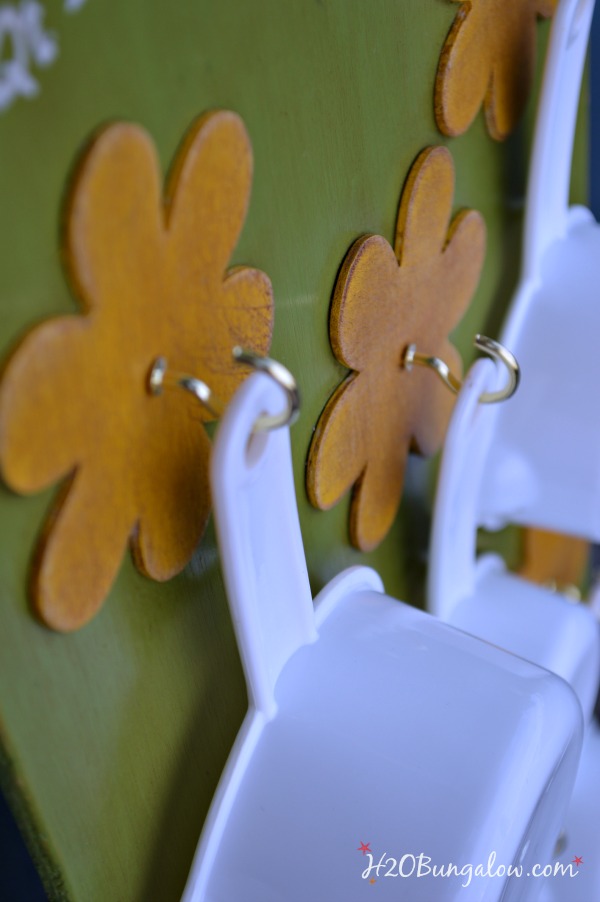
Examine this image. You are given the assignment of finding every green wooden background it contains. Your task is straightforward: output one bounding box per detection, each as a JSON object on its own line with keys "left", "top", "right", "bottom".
{"left": 0, "top": 1, "right": 588, "bottom": 899}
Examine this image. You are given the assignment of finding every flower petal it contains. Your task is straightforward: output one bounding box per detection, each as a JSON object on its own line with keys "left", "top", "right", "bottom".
{"left": 64, "top": 122, "right": 163, "bottom": 315}
{"left": 349, "top": 407, "right": 408, "bottom": 552}
{"left": 0, "top": 316, "right": 92, "bottom": 493}
{"left": 435, "top": 3, "right": 489, "bottom": 138}
{"left": 331, "top": 234, "right": 400, "bottom": 371}
{"left": 306, "top": 374, "right": 368, "bottom": 511}
{"left": 174, "top": 265, "right": 274, "bottom": 409}
{"left": 166, "top": 110, "right": 253, "bottom": 281}
{"left": 440, "top": 208, "right": 486, "bottom": 331}
{"left": 408, "top": 341, "right": 461, "bottom": 456}
{"left": 535, "top": 0, "right": 557, "bottom": 19}
{"left": 485, "top": 18, "right": 536, "bottom": 141}
{"left": 394, "top": 147, "right": 456, "bottom": 266}
{"left": 395, "top": 206, "right": 484, "bottom": 457}
{"left": 132, "top": 405, "right": 212, "bottom": 580}
{"left": 32, "top": 465, "right": 135, "bottom": 631}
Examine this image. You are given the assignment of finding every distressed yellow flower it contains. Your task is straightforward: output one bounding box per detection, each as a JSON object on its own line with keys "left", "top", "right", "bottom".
{"left": 435, "top": 0, "right": 557, "bottom": 140}
{"left": 0, "top": 110, "right": 273, "bottom": 631}
{"left": 307, "top": 146, "right": 485, "bottom": 550}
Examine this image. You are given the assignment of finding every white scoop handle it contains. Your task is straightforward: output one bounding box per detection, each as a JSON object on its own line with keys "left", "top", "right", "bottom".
{"left": 210, "top": 372, "right": 317, "bottom": 720}
{"left": 523, "top": 0, "right": 595, "bottom": 280}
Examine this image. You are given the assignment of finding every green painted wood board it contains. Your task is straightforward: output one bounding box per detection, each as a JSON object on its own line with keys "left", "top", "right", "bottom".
{"left": 0, "top": 1, "right": 588, "bottom": 899}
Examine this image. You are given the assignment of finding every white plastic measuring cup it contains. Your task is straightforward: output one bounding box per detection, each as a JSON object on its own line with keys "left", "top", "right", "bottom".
{"left": 429, "top": 2, "right": 600, "bottom": 896}
{"left": 182, "top": 372, "right": 582, "bottom": 902}
{"left": 429, "top": 0, "right": 600, "bottom": 720}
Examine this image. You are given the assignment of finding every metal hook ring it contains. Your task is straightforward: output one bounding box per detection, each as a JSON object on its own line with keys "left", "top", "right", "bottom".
{"left": 403, "top": 344, "right": 462, "bottom": 394}
{"left": 148, "top": 357, "right": 225, "bottom": 418}
{"left": 148, "top": 351, "right": 300, "bottom": 431}
{"left": 403, "top": 334, "right": 520, "bottom": 404}
{"left": 473, "top": 334, "right": 520, "bottom": 404}
{"left": 232, "top": 346, "right": 301, "bottom": 431}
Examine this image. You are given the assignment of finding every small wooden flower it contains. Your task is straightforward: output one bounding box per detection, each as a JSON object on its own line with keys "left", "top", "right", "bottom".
{"left": 306, "top": 146, "right": 485, "bottom": 551}
{"left": 435, "top": 0, "right": 557, "bottom": 141}
{"left": 0, "top": 110, "right": 273, "bottom": 631}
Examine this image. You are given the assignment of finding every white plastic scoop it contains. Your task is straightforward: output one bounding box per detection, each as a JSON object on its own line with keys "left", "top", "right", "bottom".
{"left": 182, "top": 372, "right": 582, "bottom": 901}
{"left": 429, "top": 0, "right": 600, "bottom": 718}
{"left": 429, "top": 0, "right": 600, "bottom": 896}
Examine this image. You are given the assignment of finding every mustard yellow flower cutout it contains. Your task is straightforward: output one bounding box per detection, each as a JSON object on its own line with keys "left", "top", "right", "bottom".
{"left": 306, "top": 146, "right": 486, "bottom": 551}
{"left": 0, "top": 110, "right": 273, "bottom": 631}
{"left": 435, "top": 0, "right": 557, "bottom": 140}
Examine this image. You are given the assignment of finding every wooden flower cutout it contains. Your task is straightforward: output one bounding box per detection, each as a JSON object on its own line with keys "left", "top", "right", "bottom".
{"left": 0, "top": 110, "right": 273, "bottom": 631}
{"left": 435, "top": 0, "right": 557, "bottom": 140}
{"left": 306, "top": 146, "right": 485, "bottom": 551}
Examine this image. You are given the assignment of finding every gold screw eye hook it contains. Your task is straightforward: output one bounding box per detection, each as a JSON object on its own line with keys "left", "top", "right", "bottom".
{"left": 232, "top": 346, "right": 301, "bottom": 431}
{"left": 471, "top": 334, "right": 520, "bottom": 404}
{"left": 402, "top": 334, "right": 520, "bottom": 404}
{"left": 148, "top": 357, "right": 225, "bottom": 418}
{"left": 148, "top": 350, "right": 300, "bottom": 432}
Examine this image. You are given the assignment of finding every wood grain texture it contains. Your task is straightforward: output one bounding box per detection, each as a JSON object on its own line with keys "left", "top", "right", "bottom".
{"left": 307, "top": 146, "right": 486, "bottom": 551}
{"left": 0, "top": 110, "right": 273, "bottom": 631}
{"left": 435, "top": 0, "right": 557, "bottom": 141}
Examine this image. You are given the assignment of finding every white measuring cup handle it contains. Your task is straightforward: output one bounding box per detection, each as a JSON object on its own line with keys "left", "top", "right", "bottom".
{"left": 210, "top": 371, "right": 317, "bottom": 720}
{"left": 523, "top": 0, "right": 595, "bottom": 280}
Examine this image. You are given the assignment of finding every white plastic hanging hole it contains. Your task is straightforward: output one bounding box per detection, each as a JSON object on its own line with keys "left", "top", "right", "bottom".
{"left": 569, "top": 0, "right": 592, "bottom": 43}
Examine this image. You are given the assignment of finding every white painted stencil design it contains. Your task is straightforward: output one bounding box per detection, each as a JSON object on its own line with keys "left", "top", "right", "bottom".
{"left": 0, "top": 0, "right": 88, "bottom": 113}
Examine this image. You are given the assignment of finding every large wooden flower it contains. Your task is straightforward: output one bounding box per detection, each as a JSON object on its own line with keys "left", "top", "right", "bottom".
{"left": 306, "top": 146, "right": 485, "bottom": 551}
{"left": 435, "top": 0, "right": 557, "bottom": 140}
{"left": 0, "top": 110, "right": 273, "bottom": 631}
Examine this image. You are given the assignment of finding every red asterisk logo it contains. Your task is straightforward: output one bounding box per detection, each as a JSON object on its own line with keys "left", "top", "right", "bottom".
{"left": 357, "top": 841, "right": 372, "bottom": 855}
{"left": 573, "top": 856, "right": 583, "bottom": 866}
